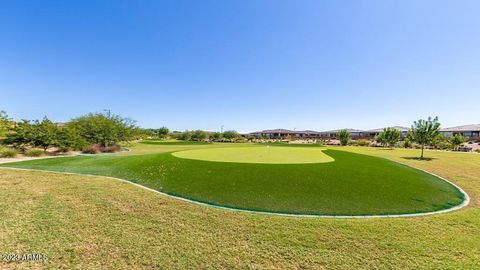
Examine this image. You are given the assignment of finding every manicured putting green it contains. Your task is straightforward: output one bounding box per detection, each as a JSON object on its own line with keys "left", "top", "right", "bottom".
{"left": 172, "top": 146, "right": 334, "bottom": 164}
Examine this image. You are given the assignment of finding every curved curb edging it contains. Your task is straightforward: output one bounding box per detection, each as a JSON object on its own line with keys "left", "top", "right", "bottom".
{"left": 0, "top": 164, "right": 470, "bottom": 219}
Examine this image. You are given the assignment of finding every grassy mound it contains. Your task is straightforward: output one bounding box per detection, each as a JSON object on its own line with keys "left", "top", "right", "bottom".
{"left": 0, "top": 147, "right": 464, "bottom": 216}
{"left": 172, "top": 146, "right": 334, "bottom": 164}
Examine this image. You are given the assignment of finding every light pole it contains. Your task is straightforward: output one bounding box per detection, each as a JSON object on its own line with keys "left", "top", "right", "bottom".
{"left": 102, "top": 109, "right": 111, "bottom": 147}
{"left": 221, "top": 125, "right": 224, "bottom": 133}
{"left": 104, "top": 109, "right": 111, "bottom": 118}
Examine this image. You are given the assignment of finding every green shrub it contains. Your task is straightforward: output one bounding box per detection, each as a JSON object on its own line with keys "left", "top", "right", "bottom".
{"left": 223, "top": 130, "right": 239, "bottom": 141}
{"left": 354, "top": 139, "right": 370, "bottom": 147}
{"left": 56, "top": 145, "right": 71, "bottom": 153}
{"left": 83, "top": 144, "right": 101, "bottom": 154}
{"left": 82, "top": 144, "right": 122, "bottom": 154}
{"left": 403, "top": 138, "right": 412, "bottom": 148}
{"left": 25, "top": 148, "right": 44, "bottom": 157}
{"left": 0, "top": 148, "right": 18, "bottom": 158}
{"left": 434, "top": 141, "right": 451, "bottom": 150}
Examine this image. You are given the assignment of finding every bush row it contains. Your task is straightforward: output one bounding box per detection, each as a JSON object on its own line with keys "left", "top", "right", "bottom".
{"left": 1, "top": 111, "right": 137, "bottom": 154}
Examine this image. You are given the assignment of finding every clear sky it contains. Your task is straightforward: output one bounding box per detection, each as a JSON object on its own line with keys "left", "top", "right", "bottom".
{"left": 1, "top": 0, "right": 479, "bottom": 132}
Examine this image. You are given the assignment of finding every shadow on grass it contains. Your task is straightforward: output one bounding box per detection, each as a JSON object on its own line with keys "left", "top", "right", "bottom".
{"left": 402, "top": 157, "right": 436, "bottom": 161}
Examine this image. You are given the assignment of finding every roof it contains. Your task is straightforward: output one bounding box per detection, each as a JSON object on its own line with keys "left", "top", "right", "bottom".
{"left": 363, "top": 126, "right": 410, "bottom": 133}
{"left": 250, "top": 129, "right": 295, "bottom": 134}
{"left": 301, "top": 130, "right": 321, "bottom": 134}
{"left": 319, "top": 129, "right": 363, "bottom": 134}
{"left": 440, "top": 124, "right": 480, "bottom": 132}
{"left": 248, "top": 124, "right": 480, "bottom": 135}
{"left": 250, "top": 129, "right": 322, "bottom": 135}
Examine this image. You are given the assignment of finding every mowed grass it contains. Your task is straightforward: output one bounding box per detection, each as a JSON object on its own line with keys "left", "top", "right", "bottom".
{"left": 0, "top": 147, "right": 479, "bottom": 269}
{"left": 172, "top": 146, "right": 335, "bottom": 164}
{"left": 0, "top": 146, "right": 464, "bottom": 215}
{"left": 140, "top": 139, "right": 210, "bottom": 145}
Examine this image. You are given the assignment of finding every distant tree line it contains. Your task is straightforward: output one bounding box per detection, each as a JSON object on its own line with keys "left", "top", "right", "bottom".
{"left": 1, "top": 110, "right": 138, "bottom": 154}
{"left": 1, "top": 108, "right": 471, "bottom": 160}
{"left": 337, "top": 116, "right": 468, "bottom": 159}
{"left": 171, "top": 129, "right": 241, "bottom": 142}
{"left": 111, "top": 125, "right": 243, "bottom": 143}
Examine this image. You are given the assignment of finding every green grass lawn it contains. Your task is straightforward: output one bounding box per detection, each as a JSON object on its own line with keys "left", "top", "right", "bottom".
{"left": 0, "top": 145, "right": 479, "bottom": 269}
{"left": 172, "top": 146, "right": 334, "bottom": 164}
{"left": 140, "top": 139, "right": 211, "bottom": 145}
{"left": 0, "top": 145, "right": 464, "bottom": 215}
{"left": 262, "top": 141, "right": 325, "bottom": 147}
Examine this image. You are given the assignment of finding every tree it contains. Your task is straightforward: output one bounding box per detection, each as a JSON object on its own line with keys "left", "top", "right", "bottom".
{"left": 337, "top": 129, "right": 350, "bottom": 146}
{"left": 222, "top": 130, "right": 239, "bottom": 141}
{"left": 131, "top": 128, "right": 156, "bottom": 140}
{"left": 245, "top": 135, "right": 256, "bottom": 142}
{"left": 378, "top": 127, "right": 401, "bottom": 148}
{"left": 210, "top": 132, "right": 222, "bottom": 141}
{"left": 56, "top": 125, "right": 88, "bottom": 152}
{"left": 450, "top": 134, "right": 467, "bottom": 151}
{"left": 410, "top": 116, "right": 441, "bottom": 159}
{"left": 374, "top": 133, "right": 386, "bottom": 147}
{"left": 158, "top": 127, "right": 169, "bottom": 139}
{"left": 178, "top": 130, "right": 192, "bottom": 141}
{"left": 0, "top": 110, "right": 12, "bottom": 138}
{"left": 4, "top": 120, "right": 34, "bottom": 149}
{"left": 32, "top": 117, "right": 58, "bottom": 152}
{"left": 191, "top": 130, "right": 208, "bottom": 141}
{"left": 69, "top": 112, "right": 137, "bottom": 147}
{"left": 5, "top": 117, "right": 59, "bottom": 152}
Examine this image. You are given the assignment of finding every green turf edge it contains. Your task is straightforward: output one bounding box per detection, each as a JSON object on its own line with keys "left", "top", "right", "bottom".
{"left": 0, "top": 155, "right": 470, "bottom": 218}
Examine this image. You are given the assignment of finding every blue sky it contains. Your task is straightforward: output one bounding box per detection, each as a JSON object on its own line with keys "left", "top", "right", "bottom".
{"left": 1, "top": 0, "right": 479, "bottom": 132}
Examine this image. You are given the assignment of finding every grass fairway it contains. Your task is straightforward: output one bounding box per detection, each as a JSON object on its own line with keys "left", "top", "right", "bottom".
{"left": 172, "top": 146, "right": 334, "bottom": 164}
{"left": 0, "top": 146, "right": 479, "bottom": 269}
{"left": 0, "top": 145, "right": 464, "bottom": 215}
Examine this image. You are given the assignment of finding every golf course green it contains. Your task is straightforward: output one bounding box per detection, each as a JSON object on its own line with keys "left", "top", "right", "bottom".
{"left": 172, "top": 146, "right": 334, "bottom": 164}
{"left": 0, "top": 145, "right": 465, "bottom": 216}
